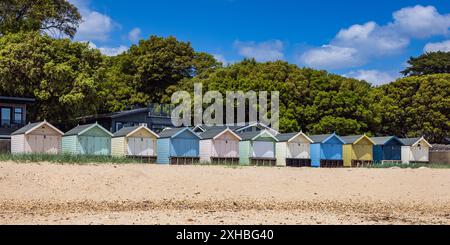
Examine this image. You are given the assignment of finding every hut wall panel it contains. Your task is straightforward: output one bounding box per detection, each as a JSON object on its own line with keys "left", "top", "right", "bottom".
{"left": 62, "top": 135, "right": 78, "bottom": 154}
{"left": 170, "top": 138, "right": 199, "bottom": 157}
{"left": 373, "top": 145, "right": 383, "bottom": 162}
{"left": 111, "top": 137, "right": 125, "bottom": 156}
{"left": 401, "top": 146, "right": 411, "bottom": 164}
{"left": 252, "top": 141, "right": 275, "bottom": 158}
{"left": 310, "top": 143, "right": 321, "bottom": 167}
{"left": 213, "top": 139, "right": 239, "bottom": 158}
{"left": 156, "top": 138, "right": 170, "bottom": 164}
{"left": 11, "top": 135, "right": 25, "bottom": 154}
{"left": 275, "top": 142, "right": 287, "bottom": 166}
{"left": 353, "top": 144, "right": 372, "bottom": 161}
{"left": 343, "top": 144, "right": 353, "bottom": 167}
{"left": 287, "top": 142, "right": 310, "bottom": 159}
{"left": 239, "top": 141, "right": 251, "bottom": 165}
{"left": 199, "top": 140, "right": 212, "bottom": 163}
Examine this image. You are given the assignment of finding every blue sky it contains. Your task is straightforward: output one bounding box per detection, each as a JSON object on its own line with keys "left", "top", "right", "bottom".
{"left": 69, "top": 0, "right": 450, "bottom": 85}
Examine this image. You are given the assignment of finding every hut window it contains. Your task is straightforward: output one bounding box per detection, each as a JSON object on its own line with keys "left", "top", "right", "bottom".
{"left": 14, "top": 108, "right": 23, "bottom": 124}
{"left": 44, "top": 135, "right": 46, "bottom": 139}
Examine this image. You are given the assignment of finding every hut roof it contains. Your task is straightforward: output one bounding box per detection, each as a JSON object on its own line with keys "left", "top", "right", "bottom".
{"left": 11, "top": 121, "right": 63, "bottom": 136}
{"left": 400, "top": 137, "right": 432, "bottom": 147}
{"left": 308, "top": 133, "right": 345, "bottom": 144}
{"left": 276, "top": 132, "right": 313, "bottom": 143}
{"left": 159, "top": 127, "right": 200, "bottom": 139}
{"left": 238, "top": 130, "right": 278, "bottom": 141}
{"left": 371, "top": 136, "right": 403, "bottom": 146}
{"left": 340, "top": 135, "right": 375, "bottom": 145}
{"left": 113, "top": 125, "right": 159, "bottom": 138}
{"left": 199, "top": 128, "right": 241, "bottom": 140}
{"left": 65, "top": 123, "right": 113, "bottom": 136}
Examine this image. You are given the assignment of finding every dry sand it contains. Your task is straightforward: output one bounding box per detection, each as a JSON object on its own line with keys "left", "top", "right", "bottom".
{"left": 0, "top": 162, "right": 449, "bottom": 224}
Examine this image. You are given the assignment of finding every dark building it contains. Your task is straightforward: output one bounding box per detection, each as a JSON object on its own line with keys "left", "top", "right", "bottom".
{"left": 0, "top": 96, "right": 35, "bottom": 152}
{"left": 82, "top": 104, "right": 175, "bottom": 133}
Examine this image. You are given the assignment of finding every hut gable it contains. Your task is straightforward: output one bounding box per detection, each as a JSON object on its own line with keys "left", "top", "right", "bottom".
{"left": 11, "top": 121, "right": 63, "bottom": 136}
{"left": 276, "top": 132, "right": 313, "bottom": 143}
{"left": 400, "top": 137, "right": 432, "bottom": 148}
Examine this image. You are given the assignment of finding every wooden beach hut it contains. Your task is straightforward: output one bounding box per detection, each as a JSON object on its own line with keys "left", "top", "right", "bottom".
{"left": 239, "top": 130, "right": 278, "bottom": 166}
{"left": 371, "top": 136, "right": 404, "bottom": 163}
{"left": 62, "top": 123, "right": 113, "bottom": 155}
{"left": 275, "top": 132, "right": 313, "bottom": 167}
{"left": 11, "top": 120, "right": 63, "bottom": 154}
{"left": 199, "top": 127, "right": 242, "bottom": 164}
{"left": 156, "top": 127, "right": 201, "bottom": 164}
{"left": 341, "top": 135, "right": 375, "bottom": 167}
{"left": 111, "top": 125, "right": 159, "bottom": 159}
{"left": 309, "top": 133, "right": 345, "bottom": 168}
{"left": 400, "top": 137, "right": 432, "bottom": 164}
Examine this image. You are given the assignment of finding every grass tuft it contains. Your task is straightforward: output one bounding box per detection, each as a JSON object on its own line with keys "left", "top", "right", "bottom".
{"left": 0, "top": 153, "right": 148, "bottom": 164}
{"left": 368, "top": 162, "right": 450, "bottom": 169}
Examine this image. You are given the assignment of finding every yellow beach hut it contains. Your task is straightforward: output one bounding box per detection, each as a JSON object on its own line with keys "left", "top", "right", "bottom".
{"left": 341, "top": 135, "right": 375, "bottom": 167}
{"left": 111, "top": 125, "right": 159, "bottom": 158}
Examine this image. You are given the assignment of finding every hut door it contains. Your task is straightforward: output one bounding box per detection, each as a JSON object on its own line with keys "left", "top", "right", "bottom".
{"left": 43, "top": 135, "right": 58, "bottom": 154}
{"left": 128, "top": 137, "right": 152, "bottom": 156}
{"left": 28, "top": 135, "right": 45, "bottom": 153}
{"left": 412, "top": 146, "right": 428, "bottom": 162}
{"left": 252, "top": 141, "right": 274, "bottom": 158}
{"left": 288, "top": 143, "right": 309, "bottom": 158}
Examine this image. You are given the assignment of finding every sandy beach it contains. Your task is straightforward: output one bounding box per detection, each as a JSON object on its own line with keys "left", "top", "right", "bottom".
{"left": 0, "top": 162, "right": 449, "bottom": 224}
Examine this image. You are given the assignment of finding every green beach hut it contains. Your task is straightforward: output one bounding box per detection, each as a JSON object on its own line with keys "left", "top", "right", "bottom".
{"left": 62, "top": 123, "right": 113, "bottom": 155}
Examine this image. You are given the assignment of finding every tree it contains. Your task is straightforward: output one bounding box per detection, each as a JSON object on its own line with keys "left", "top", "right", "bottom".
{"left": 168, "top": 59, "right": 376, "bottom": 135}
{"left": 104, "top": 36, "right": 220, "bottom": 110}
{"left": 401, "top": 51, "right": 450, "bottom": 76}
{"left": 0, "top": 32, "right": 106, "bottom": 126}
{"left": 371, "top": 74, "right": 450, "bottom": 143}
{"left": 0, "top": 0, "right": 81, "bottom": 38}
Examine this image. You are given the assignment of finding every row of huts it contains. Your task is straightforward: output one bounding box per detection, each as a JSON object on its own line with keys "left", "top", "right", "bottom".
{"left": 10, "top": 121, "right": 432, "bottom": 167}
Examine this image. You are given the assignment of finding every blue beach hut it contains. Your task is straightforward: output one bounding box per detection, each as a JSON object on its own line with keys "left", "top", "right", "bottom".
{"left": 371, "top": 136, "right": 404, "bottom": 163}
{"left": 156, "top": 127, "right": 201, "bottom": 164}
{"left": 309, "top": 133, "right": 345, "bottom": 167}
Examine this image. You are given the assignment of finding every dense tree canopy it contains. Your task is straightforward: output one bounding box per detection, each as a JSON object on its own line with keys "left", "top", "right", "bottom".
{"left": 401, "top": 51, "right": 450, "bottom": 76}
{"left": 0, "top": 0, "right": 81, "bottom": 38}
{"left": 0, "top": 32, "right": 105, "bottom": 126}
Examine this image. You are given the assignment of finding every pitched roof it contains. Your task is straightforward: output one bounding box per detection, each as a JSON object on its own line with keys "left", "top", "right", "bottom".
{"left": 113, "top": 126, "right": 141, "bottom": 138}
{"left": 400, "top": 137, "right": 432, "bottom": 147}
{"left": 11, "top": 121, "right": 63, "bottom": 136}
{"left": 340, "top": 135, "right": 365, "bottom": 144}
{"left": 11, "top": 122, "right": 42, "bottom": 135}
{"left": 399, "top": 137, "right": 421, "bottom": 146}
{"left": 199, "top": 128, "right": 241, "bottom": 140}
{"left": 238, "top": 130, "right": 277, "bottom": 141}
{"left": 308, "top": 134, "right": 332, "bottom": 143}
{"left": 64, "top": 123, "right": 113, "bottom": 136}
{"left": 159, "top": 127, "right": 200, "bottom": 139}
{"left": 276, "top": 132, "right": 299, "bottom": 142}
{"left": 371, "top": 136, "right": 403, "bottom": 146}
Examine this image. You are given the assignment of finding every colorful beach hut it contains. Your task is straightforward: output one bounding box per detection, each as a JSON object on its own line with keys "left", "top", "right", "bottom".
{"left": 62, "top": 123, "right": 113, "bottom": 155}
{"left": 199, "top": 127, "right": 242, "bottom": 164}
{"left": 239, "top": 130, "right": 278, "bottom": 166}
{"left": 11, "top": 120, "right": 63, "bottom": 154}
{"left": 309, "top": 133, "right": 345, "bottom": 168}
{"left": 341, "top": 135, "right": 375, "bottom": 167}
{"left": 275, "top": 132, "right": 313, "bottom": 167}
{"left": 371, "top": 136, "right": 404, "bottom": 163}
{"left": 111, "top": 125, "right": 159, "bottom": 158}
{"left": 400, "top": 137, "right": 432, "bottom": 164}
{"left": 156, "top": 127, "right": 201, "bottom": 164}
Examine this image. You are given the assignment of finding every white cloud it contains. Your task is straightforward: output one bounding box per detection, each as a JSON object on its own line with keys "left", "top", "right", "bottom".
{"left": 424, "top": 40, "right": 450, "bottom": 52}
{"left": 69, "top": 0, "right": 117, "bottom": 41}
{"left": 344, "top": 70, "right": 399, "bottom": 85}
{"left": 128, "top": 28, "right": 142, "bottom": 43}
{"left": 391, "top": 5, "right": 450, "bottom": 38}
{"left": 234, "top": 40, "right": 284, "bottom": 62}
{"left": 298, "top": 5, "right": 450, "bottom": 70}
{"left": 213, "top": 54, "right": 228, "bottom": 65}
{"left": 299, "top": 45, "right": 362, "bottom": 70}
{"left": 87, "top": 42, "right": 128, "bottom": 56}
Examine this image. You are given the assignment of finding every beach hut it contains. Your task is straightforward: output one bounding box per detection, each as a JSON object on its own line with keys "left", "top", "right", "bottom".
{"left": 341, "top": 135, "right": 375, "bottom": 167}
{"left": 199, "top": 128, "right": 242, "bottom": 164}
{"left": 371, "top": 136, "right": 404, "bottom": 163}
{"left": 400, "top": 137, "right": 432, "bottom": 164}
{"left": 62, "top": 123, "right": 113, "bottom": 155}
{"left": 11, "top": 120, "right": 63, "bottom": 154}
{"left": 309, "top": 133, "right": 345, "bottom": 168}
{"left": 275, "top": 132, "right": 313, "bottom": 167}
{"left": 156, "top": 127, "right": 201, "bottom": 164}
{"left": 111, "top": 125, "right": 159, "bottom": 159}
{"left": 239, "top": 130, "right": 278, "bottom": 166}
